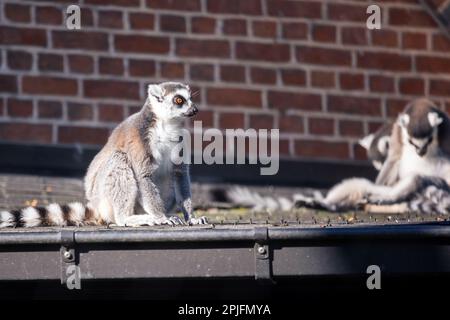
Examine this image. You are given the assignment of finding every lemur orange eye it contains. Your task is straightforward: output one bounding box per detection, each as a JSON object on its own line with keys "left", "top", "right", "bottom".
{"left": 174, "top": 96, "right": 185, "bottom": 106}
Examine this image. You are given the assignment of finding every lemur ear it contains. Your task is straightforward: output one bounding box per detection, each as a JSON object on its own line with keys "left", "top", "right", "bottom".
{"left": 359, "top": 134, "right": 374, "bottom": 150}
{"left": 398, "top": 114, "right": 410, "bottom": 128}
{"left": 377, "top": 136, "right": 390, "bottom": 155}
{"left": 428, "top": 112, "right": 443, "bottom": 128}
{"left": 148, "top": 84, "right": 164, "bottom": 102}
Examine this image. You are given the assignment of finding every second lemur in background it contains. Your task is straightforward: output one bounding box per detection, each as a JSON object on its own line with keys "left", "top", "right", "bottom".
{"left": 315, "top": 98, "right": 450, "bottom": 212}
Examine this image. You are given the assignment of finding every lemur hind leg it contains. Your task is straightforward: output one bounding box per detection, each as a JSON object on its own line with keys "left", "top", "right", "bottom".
{"left": 104, "top": 152, "right": 178, "bottom": 227}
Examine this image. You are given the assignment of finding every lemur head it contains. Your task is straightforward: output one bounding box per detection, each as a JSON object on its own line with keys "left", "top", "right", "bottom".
{"left": 359, "top": 123, "right": 392, "bottom": 170}
{"left": 146, "top": 82, "right": 198, "bottom": 121}
{"left": 398, "top": 98, "right": 443, "bottom": 157}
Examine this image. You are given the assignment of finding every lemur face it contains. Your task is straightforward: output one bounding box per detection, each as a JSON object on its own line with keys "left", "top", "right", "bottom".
{"left": 398, "top": 111, "right": 442, "bottom": 157}
{"left": 359, "top": 123, "right": 392, "bottom": 171}
{"left": 147, "top": 82, "right": 198, "bottom": 121}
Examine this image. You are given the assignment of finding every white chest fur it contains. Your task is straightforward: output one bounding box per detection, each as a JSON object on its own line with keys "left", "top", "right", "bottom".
{"left": 399, "top": 143, "right": 447, "bottom": 178}
{"left": 149, "top": 121, "right": 182, "bottom": 171}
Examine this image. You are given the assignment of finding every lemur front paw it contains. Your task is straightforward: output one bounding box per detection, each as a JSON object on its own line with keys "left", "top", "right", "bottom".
{"left": 188, "top": 216, "right": 208, "bottom": 225}
{"left": 156, "top": 215, "right": 185, "bottom": 226}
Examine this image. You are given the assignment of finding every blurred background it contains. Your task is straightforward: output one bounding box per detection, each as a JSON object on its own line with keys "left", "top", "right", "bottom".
{"left": 0, "top": 0, "right": 449, "bottom": 187}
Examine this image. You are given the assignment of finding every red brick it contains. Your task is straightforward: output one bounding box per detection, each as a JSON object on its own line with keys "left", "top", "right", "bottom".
{"left": 207, "top": 0, "right": 262, "bottom": 15}
{"left": 80, "top": 8, "right": 94, "bottom": 26}
{"left": 328, "top": 3, "right": 367, "bottom": 22}
{"left": 5, "top": 4, "right": 31, "bottom": 22}
{"left": 115, "top": 35, "right": 169, "bottom": 54}
{"left": 339, "top": 120, "right": 364, "bottom": 137}
{"left": 296, "top": 46, "right": 351, "bottom": 66}
{"left": 416, "top": 56, "right": 450, "bottom": 73}
{"left": 223, "top": 19, "right": 247, "bottom": 35}
{"left": 268, "top": 91, "right": 322, "bottom": 111}
{"left": 328, "top": 95, "right": 381, "bottom": 116}
{"left": 399, "top": 78, "right": 424, "bottom": 95}
{"left": 369, "top": 75, "right": 395, "bottom": 93}
{"left": 67, "top": 102, "right": 93, "bottom": 121}
{"left": 402, "top": 32, "right": 427, "bottom": 49}
{"left": 342, "top": 27, "right": 367, "bottom": 45}
{"left": 311, "top": 71, "right": 335, "bottom": 88}
{"left": 0, "top": 75, "right": 17, "bottom": 93}
{"left": 99, "top": 57, "right": 124, "bottom": 75}
{"left": 98, "top": 11, "right": 123, "bottom": 29}
{"left": 371, "top": 30, "right": 398, "bottom": 47}
{"left": 430, "top": 79, "right": 450, "bottom": 96}
{"left": 23, "top": 76, "right": 77, "bottom": 96}
{"left": 194, "top": 110, "right": 214, "bottom": 127}
{"left": 220, "top": 65, "right": 246, "bottom": 83}
{"left": 98, "top": 104, "right": 125, "bottom": 123}
{"left": 251, "top": 67, "right": 276, "bottom": 84}
{"left": 433, "top": 34, "right": 450, "bottom": 51}
{"left": 129, "top": 59, "right": 156, "bottom": 77}
{"left": 58, "top": 126, "right": 109, "bottom": 145}
{"left": 36, "top": 6, "right": 62, "bottom": 25}
{"left": 295, "top": 139, "right": 349, "bottom": 160}
{"left": 83, "top": 80, "right": 139, "bottom": 100}
{"left": 38, "top": 100, "right": 62, "bottom": 119}
{"left": 236, "top": 42, "right": 290, "bottom": 62}
{"left": 38, "top": 53, "right": 64, "bottom": 72}
{"left": 207, "top": 88, "right": 261, "bottom": 107}
{"left": 160, "top": 15, "right": 186, "bottom": 32}
{"left": 160, "top": 62, "right": 184, "bottom": 79}
{"left": 389, "top": 8, "right": 436, "bottom": 27}
{"left": 68, "top": 55, "right": 94, "bottom": 74}
{"left": 308, "top": 118, "right": 334, "bottom": 135}
{"left": 7, "top": 98, "right": 33, "bottom": 118}
{"left": 7, "top": 50, "right": 32, "bottom": 70}
{"left": 357, "top": 52, "right": 411, "bottom": 71}
{"left": 339, "top": 73, "right": 364, "bottom": 91}
{"left": 129, "top": 13, "right": 154, "bottom": 30}
{"left": 312, "top": 25, "right": 336, "bottom": 43}
{"left": 253, "top": 21, "right": 277, "bottom": 38}
{"left": 0, "top": 99, "right": 4, "bottom": 117}
{"left": 86, "top": 0, "right": 139, "bottom": 5}
{"left": 0, "top": 123, "right": 52, "bottom": 144}
{"left": 147, "top": 0, "right": 201, "bottom": 11}
{"left": 192, "top": 17, "right": 216, "bottom": 34}
{"left": 219, "top": 113, "right": 245, "bottom": 129}
{"left": 190, "top": 64, "right": 214, "bottom": 81}
{"left": 176, "top": 39, "right": 229, "bottom": 58}
{"left": 267, "top": 1, "right": 321, "bottom": 18}
{"left": 282, "top": 22, "right": 307, "bottom": 39}
{"left": 249, "top": 114, "right": 275, "bottom": 130}
{"left": 281, "top": 69, "right": 306, "bottom": 86}
{"left": 280, "top": 115, "right": 303, "bottom": 133}
{"left": 0, "top": 27, "right": 46, "bottom": 47}
{"left": 386, "top": 99, "right": 409, "bottom": 117}
{"left": 53, "top": 31, "right": 107, "bottom": 50}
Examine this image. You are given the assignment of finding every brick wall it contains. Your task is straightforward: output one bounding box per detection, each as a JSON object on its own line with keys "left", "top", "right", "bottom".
{"left": 0, "top": 0, "right": 449, "bottom": 163}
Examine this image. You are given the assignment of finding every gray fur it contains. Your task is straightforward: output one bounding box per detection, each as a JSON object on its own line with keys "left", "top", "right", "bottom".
{"left": 84, "top": 82, "right": 206, "bottom": 227}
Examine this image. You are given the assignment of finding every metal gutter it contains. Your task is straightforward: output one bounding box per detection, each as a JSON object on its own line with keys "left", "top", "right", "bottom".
{"left": 1, "top": 224, "right": 450, "bottom": 284}
{"left": 1, "top": 224, "right": 450, "bottom": 245}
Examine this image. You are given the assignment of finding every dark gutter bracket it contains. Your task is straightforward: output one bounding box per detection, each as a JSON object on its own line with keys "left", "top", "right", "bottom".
{"left": 59, "top": 230, "right": 76, "bottom": 285}
{"left": 253, "top": 227, "right": 274, "bottom": 283}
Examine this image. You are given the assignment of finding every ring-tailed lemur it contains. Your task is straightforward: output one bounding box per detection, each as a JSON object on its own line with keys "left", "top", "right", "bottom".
{"left": 0, "top": 82, "right": 207, "bottom": 228}
{"left": 228, "top": 99, "right": 450, "bottom": 214}
{"left": 299, "top": 98, "right": 450, "bottom": 213}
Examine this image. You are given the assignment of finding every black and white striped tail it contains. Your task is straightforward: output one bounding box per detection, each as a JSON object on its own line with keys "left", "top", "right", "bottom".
{"left": 0, "top": 202, "right": 93, "bottom": 228}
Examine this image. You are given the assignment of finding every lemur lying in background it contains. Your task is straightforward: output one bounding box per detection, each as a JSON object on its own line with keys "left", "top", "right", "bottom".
{"left": 229, "top": 98, "right": 450, "bottom": 215}
{"left": 1, "top": 82, "right": 207, "bottom": 228}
